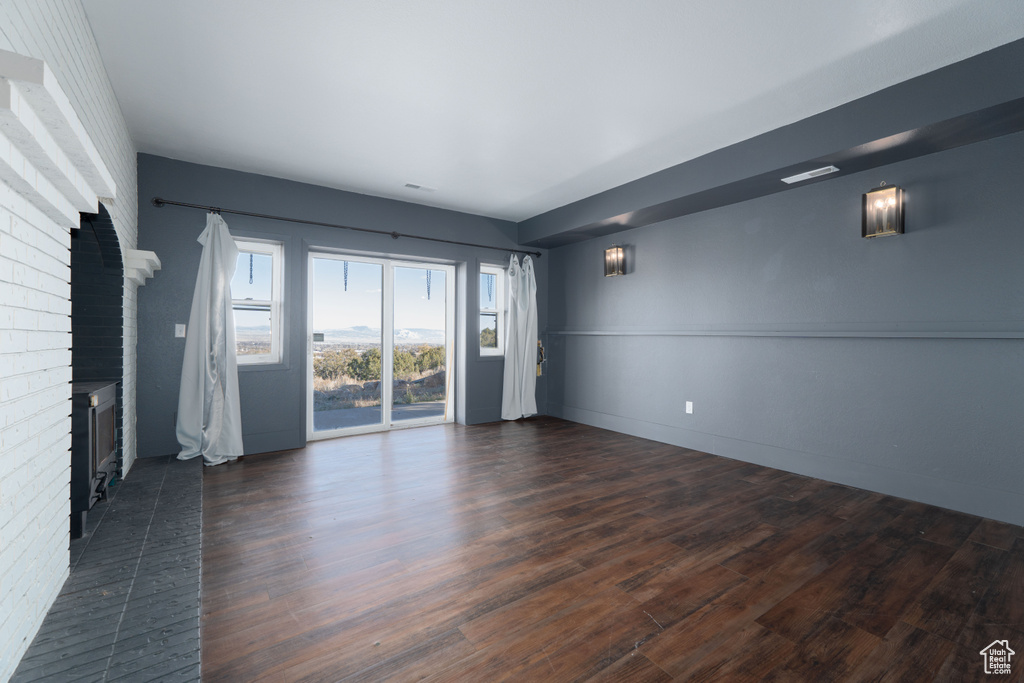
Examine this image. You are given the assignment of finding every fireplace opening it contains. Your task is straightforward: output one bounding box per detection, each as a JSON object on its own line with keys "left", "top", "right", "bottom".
{"left": 71, "top": 205, "right": 124, "bottom": 536}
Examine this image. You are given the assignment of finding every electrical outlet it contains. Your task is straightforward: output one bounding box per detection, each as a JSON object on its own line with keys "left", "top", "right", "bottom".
{"left": 685, "top": 401, "right": 693, "bottom": 414}
{"left": 175, "top": 323, "right": 186, "bottom": 338}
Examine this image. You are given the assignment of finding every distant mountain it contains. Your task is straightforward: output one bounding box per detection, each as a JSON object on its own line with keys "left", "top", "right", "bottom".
{"left": 323, "top": 326, "right": 380, "bottom": 342}
{"left": 323, "top": 326, "right": 445, "bottom": 344}
{"left": 238, "top": 325, "right": 445, "bottom": 344}
{"left": 394, "top": 328, "right": 445, "bottom": 343}
{"left": 235, "top": 325, "right": 270, "bottom": 341}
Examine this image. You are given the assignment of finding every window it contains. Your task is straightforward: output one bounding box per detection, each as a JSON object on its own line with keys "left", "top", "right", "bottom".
{"left": 231, "top": 239, "right": 283, "bottom": 364}
{"left": 479, "top": 264, "right": 504, "bottom": 356}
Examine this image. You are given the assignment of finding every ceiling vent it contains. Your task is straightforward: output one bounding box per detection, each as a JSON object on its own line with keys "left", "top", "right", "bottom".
{"left": 404, "top": 183, "right": 436, "bottom": 192}
{"left": 781, "top": 165, "right": 840, "bottom": 184}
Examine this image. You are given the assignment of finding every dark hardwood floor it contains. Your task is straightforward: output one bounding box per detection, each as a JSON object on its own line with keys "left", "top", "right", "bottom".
{"left": 201, "top": 417, "right": 1023, "bottom": 682}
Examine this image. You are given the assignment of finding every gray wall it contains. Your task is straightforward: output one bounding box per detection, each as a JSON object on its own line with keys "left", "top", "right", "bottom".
{"left": 544, "top": 131, "right": 1024, "bottom": 526}
{"left": 137, "top": 154, "right": 546, "bottom": 458}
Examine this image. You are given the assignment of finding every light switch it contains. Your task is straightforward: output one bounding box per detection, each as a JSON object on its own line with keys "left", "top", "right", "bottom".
{"left": 685, "top": 401, "right": 693, "bottom": 414}
{"left": 175, "top": 324, "right": 186, "bottom": 338}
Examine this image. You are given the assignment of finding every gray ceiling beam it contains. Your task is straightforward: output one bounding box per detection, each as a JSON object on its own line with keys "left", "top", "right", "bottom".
{"left": 518, "top": 38, "right": 1024, "bottom": 248}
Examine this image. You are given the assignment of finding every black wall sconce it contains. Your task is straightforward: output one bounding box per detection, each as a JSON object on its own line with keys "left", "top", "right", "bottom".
{"left": 604, "top": 245, "right": 625, "bottom": 276}
{"left": 862, "top": 183, "right": 904, "bottom": 238}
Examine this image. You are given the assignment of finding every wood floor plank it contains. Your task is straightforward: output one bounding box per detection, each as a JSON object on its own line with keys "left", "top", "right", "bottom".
{"left": 639, "top": 571, "right": 811, "bottom": 678}
{"left": 969, "top": 517, "right": 1024, "bottom": 551}
{"left": 424, "top": 586, "right": 646, "bottom": 682}
{"left": 682, "top": 622, "right": 797, "bottom": 682}
{"left": 901, "top": 540, "right": 1008, "bottom": 641}
{"left": 756, "top": 537, "right": 957, "bottom": 641}
{"left": 957, "top": 537, "right": 1024, "bottom": 651}
{"left": 631, "top": 562, "right": 749, "bottom": 632}
{"left": 458, "top": 541, "right": 684, "bottom": 649}
{"left": 838, "top": 538, "right": 958, "bottom": 637}
{"left": 510, "top": 600, "right": 663, "bottom": 682}
{"left": 720, "top": 512, "right": 845, "bottom": 578}
{"left": 874, "top": 501, "right": 981, "bottom": 550}
{"left": 919, "top": 508, "right": 983, "bottom": 548}
{"left": 286, "top": 627, "right": 476, "bottom": 683}
{"left": 215, "top": 555, "right": 586, "bottom": 681}
{"left": 200, "top": 417, "right": 1016, "bottom": 681}
{"left": 755, "top": 539, "right": 902, "bottom": 641}
{"left": 582, "top": 652, "right": 672, "bottom": 683}
{"left": 847, "top": 621, "right": 957, "bottom": 683}
{"left": 936, "top": 643, "right": 1024, "bottom": 683}
{"left": 764, "top": 616, "right": 880, "bottom": 682}
{"left": 798, "top": 502, "right": 902, "bottom": 567}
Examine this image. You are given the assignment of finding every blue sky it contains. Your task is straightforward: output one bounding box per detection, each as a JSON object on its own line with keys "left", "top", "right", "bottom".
{"left": 230, "top": 252, "right": 272, "bottom": 301}
{"left": 310, "top": 258, "right": 447, "bottom": 331}
{"left": 480, "top": 272, "right": 497, "bottom": 309}
{"left": 230, "top": 253, "right": 450, "bottom": 332}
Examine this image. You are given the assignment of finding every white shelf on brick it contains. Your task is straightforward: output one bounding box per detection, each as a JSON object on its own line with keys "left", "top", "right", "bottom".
{"left": 124, "top": 248, "right": 161, "bottom": 286}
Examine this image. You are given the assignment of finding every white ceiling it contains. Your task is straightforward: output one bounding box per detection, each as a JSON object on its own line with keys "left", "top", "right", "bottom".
{"left": 83, "top": 1, "right": 1024, "bottom": 222}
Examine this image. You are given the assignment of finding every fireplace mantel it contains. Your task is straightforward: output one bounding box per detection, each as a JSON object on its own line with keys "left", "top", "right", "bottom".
{"left": 0, "top": 48, "right": 116, "bottom": 228}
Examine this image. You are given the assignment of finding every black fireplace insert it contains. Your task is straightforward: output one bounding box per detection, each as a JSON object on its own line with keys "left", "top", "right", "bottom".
{"left": 71, "top": 382, "right": 118, "bottom": 538}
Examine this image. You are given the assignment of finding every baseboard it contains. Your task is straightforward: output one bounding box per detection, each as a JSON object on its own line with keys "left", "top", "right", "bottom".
{"left": 550, "top": 404, "right": 1024, "bottom": 526}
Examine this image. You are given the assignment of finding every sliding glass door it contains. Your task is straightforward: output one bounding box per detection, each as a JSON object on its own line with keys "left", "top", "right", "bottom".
{"left": 309, "top": 257, "right": 384, "bottom": 432}
{"left": 308, "top": 253, "right": 454, "bottom": 439}
{"left": 391, "top": 266, "right": 451, "bottom": 424}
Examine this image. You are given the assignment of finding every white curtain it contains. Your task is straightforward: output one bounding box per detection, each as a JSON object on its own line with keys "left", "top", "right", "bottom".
{"left": 501, "top": 254, "right": 538, "bottom": 420}
{"left": 176, "top": 213, "right": 244, "bottom": 466}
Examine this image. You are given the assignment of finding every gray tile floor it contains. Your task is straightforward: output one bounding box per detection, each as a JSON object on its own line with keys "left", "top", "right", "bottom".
{"left": 12, "top": 455, "right": 202, "bottom": 683}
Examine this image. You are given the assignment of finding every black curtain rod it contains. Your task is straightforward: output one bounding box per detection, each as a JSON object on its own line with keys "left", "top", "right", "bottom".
{"left": 151, "top": 197, "right": 542, "bottom": 258}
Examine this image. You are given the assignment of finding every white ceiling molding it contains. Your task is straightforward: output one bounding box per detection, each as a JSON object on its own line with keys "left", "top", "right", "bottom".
{"left": 0, "top": 48, "right": 116, "bottom": 228}
{"left": 123, "top": 248, "right": 161, "bottom": 286}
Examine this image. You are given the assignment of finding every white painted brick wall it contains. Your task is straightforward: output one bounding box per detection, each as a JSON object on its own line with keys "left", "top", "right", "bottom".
{"left": 0, "top": 201, "right": 72, "bottom": 680}
{"left": 0, "top": 2, "right": 138, "bottom": 681}
{"left": 0, "top": 0, "right": 139, "bottom": 469}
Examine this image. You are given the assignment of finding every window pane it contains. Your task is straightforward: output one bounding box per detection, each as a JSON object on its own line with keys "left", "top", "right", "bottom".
{"left": 311, "top": 258, "right": 383, "bottom": 432}
{"left": 479, "top": 272, "right": 497, "bottom": 309}
{"left": 234, "top": 307, "right": 272, "bottom": 356}
{"left": 480, "top": 313, "right": 497, "bottom": 348}
{"left": 231, "top": 252, "right": 273, "bottom": 301}
{"left": 393, "top": 267, "right": 448, "bottom": 424}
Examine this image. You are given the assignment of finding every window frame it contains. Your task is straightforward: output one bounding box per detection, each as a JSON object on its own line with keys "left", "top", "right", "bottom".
{"left": 479, "top": 263, "right": 505, "bottom": 357}
{"left": 232, "top": 238, "right": 284, "bottom": 365}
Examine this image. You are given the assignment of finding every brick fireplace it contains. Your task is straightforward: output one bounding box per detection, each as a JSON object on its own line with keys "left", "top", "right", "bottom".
{"left": 0, "top": 47, "right": 118, "bottom": 678}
